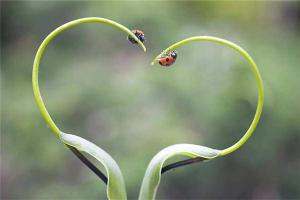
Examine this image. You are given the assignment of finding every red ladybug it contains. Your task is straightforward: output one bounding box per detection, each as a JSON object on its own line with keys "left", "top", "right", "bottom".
{"left": 127, "top": 29, "right": 145, "bottom": 44}
{"left": 158, "top": 50, "right": 177, "bottom": 67}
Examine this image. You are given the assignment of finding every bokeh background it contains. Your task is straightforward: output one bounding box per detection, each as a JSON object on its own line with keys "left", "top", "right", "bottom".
{"left": 1, "top": 1, "right": 300, "bottom": 199}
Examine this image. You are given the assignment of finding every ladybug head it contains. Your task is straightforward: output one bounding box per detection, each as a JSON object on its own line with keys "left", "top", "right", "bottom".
{"left": 138, "top": 33, "right": 145, "bottom": 43}
{"left": 168, "top": 50, "right": 177, "bottom": 59}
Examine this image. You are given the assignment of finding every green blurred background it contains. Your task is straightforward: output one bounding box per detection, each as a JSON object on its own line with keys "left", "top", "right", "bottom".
{"left": 1, "top": 1, "right": 300, "bottom": 199}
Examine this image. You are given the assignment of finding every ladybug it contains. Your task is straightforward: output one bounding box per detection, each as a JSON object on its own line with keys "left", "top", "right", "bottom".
{"left": 127, "top": 29, "right": 145, "bottom": 44}
{"left": 158, "top": 50, "right": 178, "bottom": 67}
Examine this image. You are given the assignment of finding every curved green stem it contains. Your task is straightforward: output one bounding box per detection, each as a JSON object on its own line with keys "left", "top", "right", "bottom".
{"left": 152, "top": 36, "right": 264, "bottom": 156}
{"left": 32, "top": 17, "right": 146, "bottom": 136}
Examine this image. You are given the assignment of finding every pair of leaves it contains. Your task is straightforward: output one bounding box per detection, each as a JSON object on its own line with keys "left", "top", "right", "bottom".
{"left": 60, "top": 132, "right": 220, "bottom": 200}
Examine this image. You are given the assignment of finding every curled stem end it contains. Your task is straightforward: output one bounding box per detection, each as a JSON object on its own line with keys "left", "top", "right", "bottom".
{"left": 151, "top": 36, "right": 264, "bottom": 156}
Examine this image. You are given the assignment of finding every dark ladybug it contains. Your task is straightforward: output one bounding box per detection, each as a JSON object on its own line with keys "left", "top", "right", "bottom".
{"left": 158, "top": 50, "right": 178, "bottom": 67}
{"left": 127, "top": 29, "right": 145, "bottom": 44}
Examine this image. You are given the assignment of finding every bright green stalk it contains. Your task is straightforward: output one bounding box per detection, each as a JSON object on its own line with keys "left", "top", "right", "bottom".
{"left": 139, "top": 36, "right": 264, "bottom": 200}
{"left": 32, "top": 17, "right": 146, "bottom": 200}
{"left": 152, "top": 36, "right": 264, "bottom": 156}
{"left": 32, "top": 17, "right": 146, "bottom": 137}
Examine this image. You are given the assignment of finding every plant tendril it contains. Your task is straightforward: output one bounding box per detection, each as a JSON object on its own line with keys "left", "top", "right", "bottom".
{"left": 32, "top": 17, "right": 146, "bottom": 186}
{"left": 33, "top": 17, "right": 146, "bottom": 137}
{"left": 152, "top": 36, "right": 264, "bottom": 171}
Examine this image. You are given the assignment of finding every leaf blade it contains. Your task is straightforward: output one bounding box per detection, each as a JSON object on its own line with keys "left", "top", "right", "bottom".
{"left": 138, "top": 144, "right": 220, "bottom": 200}
{"left": 60, "top": 132, "right": 127, "bottom": 200}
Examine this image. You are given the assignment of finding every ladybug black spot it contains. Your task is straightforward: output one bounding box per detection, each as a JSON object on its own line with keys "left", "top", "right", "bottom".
{"left": 166, "top": 58, "right": 169, "bottom": 62}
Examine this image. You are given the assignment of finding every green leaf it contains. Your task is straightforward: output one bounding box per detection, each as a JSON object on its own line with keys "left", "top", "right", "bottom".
{"left": 60, "top": 132, "right": 127, "bottom": 200}
{"left": 138, "top": 144, "right": 220, "bottom": 200}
